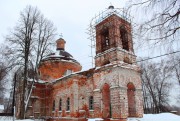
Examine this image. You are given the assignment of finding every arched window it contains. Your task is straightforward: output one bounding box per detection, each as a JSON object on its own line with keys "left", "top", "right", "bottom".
{"left": 120, "top": 26, "right": 129, "bottom": 51}
{"left": 52, "top": 100, "right": 55, "bottom": 111}
{"left": 59, "top": 98, "right": 62, "bottom": 111}
{"left": 64, "top": 69, "right": 72, "bottom": 76}
{"left": 66, "top": 97, "right": 70, "bottom": 111}
{"left": 89, "top": 96, "right": 94, "bottom": 110}
{"left": 101, "top": 27, "right": 110, "bottom": 51}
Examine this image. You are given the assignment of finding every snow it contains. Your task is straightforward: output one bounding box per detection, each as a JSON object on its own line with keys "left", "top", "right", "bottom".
{"left": 0, "top": 117, "right": 44, "bottom": 121}
{"left": 0, "top": 113, "right": 179, "bottom": 121}
{"left": 127, "top": 113, "right": 180, "bottom": 121}
{"left": 27, "top": 78, "right": 34, "bottom": 82}
{"left": 93, "top": 89, "right": 101, "bottom": 92}
{"left": 43, "top": 50, "right": 75, "bottom": 61}
{"left": 95, "top": 48, "right": 116, "bottom": 58}
{"left": 37, "top": 79, "right": 46, "bottom": 84}
{"left": 0, "top": 105, "right": 4, "bottom": 113}
{"left": 116, "top": 47, "right": 135, "bottom": 55}
{"left": 0, "top": 117, "right": 33, "bottom": 121}
{"left": 87, "top": 113, "right": 180, "bottom": 121}
{"left": 95, "top": 47, "right": 135, "bottom": 58}
{"left": 15, "top": 119, "right": 34, "bottom": 121}
{"left": 88, "top": 118, "right": 103, "bottom": 121}
{"left": 0, "top": 105, "right": 4, "bottom": 110}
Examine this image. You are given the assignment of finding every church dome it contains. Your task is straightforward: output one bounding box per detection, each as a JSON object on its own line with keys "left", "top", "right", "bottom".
{"left": 38, "top": 37, "right": 82, "bottom": 81}
{"left": 42, "top": 49, "right": 80, "bottom": 65}
{"left": 41, "top": 37, "right": 80, "bottom": 65}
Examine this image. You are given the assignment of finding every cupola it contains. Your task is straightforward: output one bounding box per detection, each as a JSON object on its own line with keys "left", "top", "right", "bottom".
{"left": 38, "top": 37, "right": 82, "bottom": 81}
{"left": 56, "top": 38, "right": 66, "bottom": 50}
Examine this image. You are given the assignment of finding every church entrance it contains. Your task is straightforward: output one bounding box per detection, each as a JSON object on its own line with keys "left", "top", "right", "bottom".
{"left": 102, "top": 83, "right": 111, "bottom": 119}
{"left": 127, "top": 82, "right": 136, "bottom": 117}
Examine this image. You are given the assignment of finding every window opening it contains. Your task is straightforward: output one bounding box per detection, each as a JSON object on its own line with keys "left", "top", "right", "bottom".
{"left": 66, "top": 97, "right": 70, "bottom": 111}
{"left": 52, "top": 100, "right": 55, "bottom": 111}
{"left": 59, "top": 98, "right": 62, "bottom": 111}
{"left": 64, "top": 69, "right": 73, "bottom": 76}
{"left": 101, "top": 28, "right": 110, "bottom": 51}
{"left": 89, "top": 96, "right": 94, "bottom": 110}
{"left": 120, "top": 26, "right": 129, "bottom": 51}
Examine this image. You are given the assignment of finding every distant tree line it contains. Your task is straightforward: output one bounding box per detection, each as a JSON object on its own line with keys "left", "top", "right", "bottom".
{"left": 140, "top": 54, "right": 180, "bottom": 114}
{"left": 127, "top": 0, "right": 180, "bottom": 114}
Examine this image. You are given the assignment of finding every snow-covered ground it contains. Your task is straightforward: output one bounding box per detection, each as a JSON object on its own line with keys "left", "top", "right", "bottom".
{"left": 88, "top": 118, "right": 103, "bottom": 121}
{"left": 0, "top": 113, "right": 179, "bottom": 121}
{"left": 128, "top": 113, "right": 180, "bottom": 121}
{"left": 0, "top": 105, "right": 4, "bottom": 113}
{"left": 88, "top": 113, "right": 180, "bottom": 121}
{"left": 0, "top": 117, "right": 34, "bottom": 121}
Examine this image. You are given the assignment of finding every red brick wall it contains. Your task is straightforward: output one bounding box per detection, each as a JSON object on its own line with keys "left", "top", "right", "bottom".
{"left": 95, "top": 14, "right": 135, "bottom": 67}
{"left": 38, "top": 60, "right": 82, "bottom": 81}
{"left": 102, "top": 83, "right": 111, "bottom": 118}
{"left": 30, "top": 65, "right": 143, "bottom": 120}
{"left": 95, "top": 14, "right": 133, "bottom": 54}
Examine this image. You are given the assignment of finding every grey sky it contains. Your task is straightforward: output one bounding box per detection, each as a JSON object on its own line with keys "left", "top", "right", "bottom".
{"left": 0, "top": 0, "right": 127, "bottom": 70}
{"left": 0, "top": 0, "right": 178, "bottom": 69}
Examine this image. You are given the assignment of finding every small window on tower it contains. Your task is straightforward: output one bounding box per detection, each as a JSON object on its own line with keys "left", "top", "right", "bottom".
{"left": 101, "top": 28, "right": 110, "bottom": 51}
{"left": 120, "top": 26, "right": 129, "bottom": 51}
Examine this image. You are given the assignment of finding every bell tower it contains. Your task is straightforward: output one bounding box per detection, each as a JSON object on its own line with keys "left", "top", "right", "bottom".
{"left": 94, "top": 6, "right": 136, "bottom": 67}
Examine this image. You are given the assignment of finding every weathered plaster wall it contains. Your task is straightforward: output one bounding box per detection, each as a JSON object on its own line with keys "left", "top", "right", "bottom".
{"left": 92, "top": 65, "right": 143, "bottom": 119}
{"left": 38, "top": 60, "right": 82, "bottom": 81}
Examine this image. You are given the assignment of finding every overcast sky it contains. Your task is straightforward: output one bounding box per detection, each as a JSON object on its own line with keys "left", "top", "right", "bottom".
{"left": 0, "top": 0, "right": 128, "bottom": 70}
{"left": 0, "top": 0, "right": 178, "bottom": 70}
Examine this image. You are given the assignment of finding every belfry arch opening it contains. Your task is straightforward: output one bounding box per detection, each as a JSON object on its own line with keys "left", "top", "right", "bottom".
{"left": 120, "top": 26, "right": 129, "bottom": 51}
{"left": 102, "top": 83, "right": 111, "bottom": 119}
{"left": 101, "top": 27, "right": 110, "bottom": 52}
{"left": 127, "top": 82, "right": 136, "bottom": 117}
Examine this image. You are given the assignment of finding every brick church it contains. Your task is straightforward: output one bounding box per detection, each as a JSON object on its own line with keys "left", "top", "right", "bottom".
{"left": 23, "top": 6, "right": 143, "bottom": 121}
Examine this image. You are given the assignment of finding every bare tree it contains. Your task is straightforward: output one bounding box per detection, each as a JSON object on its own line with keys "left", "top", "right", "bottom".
{"left": 127, "top": 0, "right": 180, "bottom": 45}
{"left": 5, "top": 5, "right": 56, "bottom": 119}
{"left": 140, "top": 60, "right": 172, "bottom": 113}
{"left": 169, "top": 54, "right": 180, "bottom": 85}
{"left": 0, "top": 63, "right": 7, "bottom": 104}
{"left": 167, "top": 54, "right": 180, "bottom": 106}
